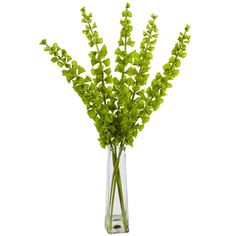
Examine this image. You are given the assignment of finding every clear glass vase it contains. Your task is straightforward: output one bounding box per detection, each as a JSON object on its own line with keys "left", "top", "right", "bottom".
{"left": 105, "top": 145, "right": 129, "bottom": 234}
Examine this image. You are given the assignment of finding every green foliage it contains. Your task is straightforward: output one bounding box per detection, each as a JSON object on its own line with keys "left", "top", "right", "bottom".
{"left": 40, "top": 3, "right": 190, "bottom": 149}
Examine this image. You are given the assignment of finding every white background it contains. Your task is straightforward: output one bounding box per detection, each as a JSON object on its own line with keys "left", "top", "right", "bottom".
{"left": 0, "top": 0, "right": 235, "bottom": 235}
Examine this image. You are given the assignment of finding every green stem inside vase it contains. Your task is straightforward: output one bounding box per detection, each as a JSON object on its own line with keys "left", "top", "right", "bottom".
{"left": 108, "top": 144, "right": 128, "bottom": 232}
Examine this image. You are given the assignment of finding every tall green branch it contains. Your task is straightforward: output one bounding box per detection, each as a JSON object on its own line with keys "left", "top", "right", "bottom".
{"left": 81, "top": 7, "right": 112, "bottom": 105}
{"left": 131, "top": 14, "right": 158, "bottom": 102}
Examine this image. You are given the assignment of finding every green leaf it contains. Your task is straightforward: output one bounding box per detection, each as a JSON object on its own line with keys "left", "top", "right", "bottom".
{"left": 103, "top": 58, "right": 110, "bottom": 66}
{"left": 118, "top": 39, "right": 124, "bottom": 46}
{"left": 40, "top": 39, "right": 47, "bottom": 45}
{"left": 151, "top": 14, "right": 157, "bottom": 20}
{"left": 87, "top": 110, "right": 97, "bottom": 119}
{"left": 115, "top": 64, "right": 124, "bottom": 73}
{"left": 106, "top": 76, "right": 113, "bottom": 83}
{"left": 172, "top": 69, "right": 179, "bottom": 77}
{"left": 84, "top": 76, "right": 91, "bottom": 82}
{"left": 104, "top": 68, "right": 111, "bottom": 75}
{"left": 92, "top": 22, "right": 97, "bottom": 28}
{"left": 127, "top": 11, "right": 132, "bottom": 17}
{"left": 57, "top": 61, "right": 63, "bottom": 67}
{"left": 127, "top": 38, "right": 135, "bottom": 46}
{"left": 51, "top": 57, "right": 58, "bottom": 63}
{"left": 85, "top": 31, "right": 91, "bottom": 39}
{"left": 169, "top": 56, "right": 176, "bottom": 63}
{"left": 80, "top": 7, "right": 86, "bottom": 12}
{"left": 142, "top": 116, "right": 150, "bottom": 124}
{"left": 148, "top": 20, "right": 154, "bottom": 25}
{"left": 61, "top": 49, "right": 67, "bottom": 56}
{"left": 130, "top": 50, "right": 139, "bottom": 58}
{"left": 125, "top": 78, "right": 135, "bottom": 86}
{"left": 153, "top": 33, "right": 158, "bottom": 38}
{"left": 166, "top": 82, "right": 172, "bottom": 88}
{"left": 133, "top": 85, "right": 140, "bottom": 92}
{"left": 145, "top": 52, "right": 153, "bottom": 59}
{"left": 122, "top": 11, "right": 127, "bottom": 17}
{"left": 141, "top": 66, "right": 150, "bottom": 74}
{"left": 89, "top": 51, "right": 97, "bottom": 59}
{"left": 145, "top": 106, "right": 152, "bottom": 115}
{"left": 44, "top": 46, "right": 50, "bottom": 51}
{"left": 125, "top": 67, "right": 137, "bottom": 76}
{"left": 52, "top": 43, "right": 58, "bottom": 51}
{"left": 66, "top": 73, "right": 74, "bottom": 83}
{"left": 62, "top": 70, "right": 68, "bottom": 76}
{"left": 77, "top": 65, "right": 85, "bottom": 74}
{"left": 97, "top": 38, "right": 103, "bottom": 44}
{"left": 66, "top": 55, "right": 72, "bottom": 62}
{"left": 115, "top": 56, "right": 122, "bottom": 63}
{"left": 89, "top": 41, "right": 94, "bottom": 47}
{"left": 175, "top": 59, "right": 181, "bottom": 67}
{"left": 72, "top": 60, "right": 77, "bottom": 67}
{"left": 137, "top": 124, "right": 144, "bottom": 131}
{"left": 163, "top": 63, "right": 171, "bottom": 70}
{"left": 146, "top": 87, "right": 153, "bottom": 96}
{"left": 100, "top": 45, "right": 107, "bottom": 58}
{"left": 91, "top": 58, "right": 99, "bottom": 66}
{"left": 180, "top": 52, "right": 186, "bottom": 58}
{"left": 115, "top": 48, "right": 122, "bottom": 55}
{"left": 185, "top": 24, "right": 190, "bottom": 32}
{"left": 152, "top": 100, "right": 160, "bottom": 111}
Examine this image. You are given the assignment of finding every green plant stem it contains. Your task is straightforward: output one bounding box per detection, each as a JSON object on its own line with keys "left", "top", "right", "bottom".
{"left": 108, "top": 144, "right": 128, "bottom": 232}
{"left": 108, "top": 147, "right": 117, "bottom": 231}
{"left": 108, "top": 145, "right": 122, "bottom": 230}
{"left": 113, "top": 148, "right": 128, "bottom": 230}
{"left": 116, "top": 169, "right": 128, "bottom": 230}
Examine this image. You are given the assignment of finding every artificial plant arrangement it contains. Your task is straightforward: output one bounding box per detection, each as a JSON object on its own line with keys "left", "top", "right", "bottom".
{"left": 40, "top": 2, "right": 190, "bottom": 234}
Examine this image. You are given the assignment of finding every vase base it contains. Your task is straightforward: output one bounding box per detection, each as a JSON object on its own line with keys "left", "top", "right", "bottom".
{"left": 105, "top": 215, "right": 129, "bottom": 234}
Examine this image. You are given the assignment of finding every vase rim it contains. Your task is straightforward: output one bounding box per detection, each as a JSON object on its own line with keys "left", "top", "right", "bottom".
{"left": 107, "top": 145, "right": 126, "bottom": 151}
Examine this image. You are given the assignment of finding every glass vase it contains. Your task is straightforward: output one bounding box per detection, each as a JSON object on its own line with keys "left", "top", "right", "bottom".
{"left": 105, "top": 145, "right": 129, "bottom": 234}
